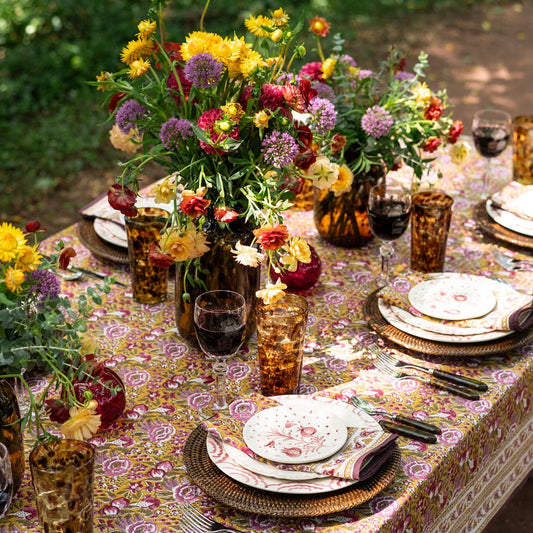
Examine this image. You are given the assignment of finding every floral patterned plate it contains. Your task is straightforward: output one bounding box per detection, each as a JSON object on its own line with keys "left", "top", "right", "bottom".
{"left": 206, "top": 433, "right": 356, "bottom": 494}
{"left": 408, "top": 277, "right": 497, "bottom": 320}
{"left": 243, "top": 405, "right": 348, "bottom": 464}
{"left": 486, "top": 200, "right": 533, "bottom": 237}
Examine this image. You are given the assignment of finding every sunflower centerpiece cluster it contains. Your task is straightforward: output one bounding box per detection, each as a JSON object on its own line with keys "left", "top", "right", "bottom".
{"left": 94, "top": 2, "right": 345, "bottom": 305}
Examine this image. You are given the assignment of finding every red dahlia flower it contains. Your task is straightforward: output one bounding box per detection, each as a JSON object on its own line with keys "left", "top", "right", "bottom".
{"left": 447, "top": 120, "right": 464, "bottom": 144}
{"left": 253, "top": 224, "right": 290, "bottom": 251}
{"left": 422, "top": 137, "right": 441, "bottom": 153}
{"left": 424, "top": 97, "right": 444, "bottom": 121}
{"left": 108, "top": 184, "right": 138, "bottom": 217}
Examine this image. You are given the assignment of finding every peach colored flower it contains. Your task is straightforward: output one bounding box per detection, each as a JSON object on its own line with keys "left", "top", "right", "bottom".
{"left": 256, "top": 278, "right": 287, "bottom": 305}
{"left": 330, "top": 164, "right": 354, "bottom": 196}
{"left": 231, "top": 241, "right": 265, "bottom": 267}
{"left": 60, "top": 401, "right": 101, "bottom": 441}
{"left": 159, "top": 226, "right": 209, "bottom": 262}
{"left": 109, "top": 124, "right": 142, "bottom": 154}
{"left": 253, "top": 224, "right": 289, "bottom": 251}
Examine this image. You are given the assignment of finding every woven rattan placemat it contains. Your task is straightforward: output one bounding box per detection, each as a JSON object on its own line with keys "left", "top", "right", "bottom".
{"left": 364, "top": 289, "right": 533, "bottom": 357}
{"left": 183, "top": 424, "right": 400, "bottom": 518}
{"left": 474, "top": 201, "right": 533, "bottom": 250}
{"left": 77, "top": 219, "right": 129, "bottom": 264}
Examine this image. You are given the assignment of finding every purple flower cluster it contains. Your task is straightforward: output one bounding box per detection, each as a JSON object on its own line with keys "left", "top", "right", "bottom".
{"left": 160, "top": 118, "right": 193, "bottom": 150}
{"left": 184, "top": 53, "right": 224, "bottom": 89}
{"left": 358, "top": 69, "right": 374, "bottom": 80}
{"left": 308, "top": 97, "right": 337, "bottom": 134}
{"left": 116, "top": 99, "right": 150, "bottom": 134}
{"left": 361, "top": 105, "right": 394, "bottom": 138}
{"left": 29, "top": 269, "right": 61, "bottom": 302}
{"left": 261, "top": 131, "right": 299, "bottom": 168}
{"left": 394, "top": 71, "right": 415, "bottom": 82}
{"left": 313, "top": 83, "right": 335, "bottom": 101}
{"left": 338, "top": 54, "right": 357, "bottom": 68}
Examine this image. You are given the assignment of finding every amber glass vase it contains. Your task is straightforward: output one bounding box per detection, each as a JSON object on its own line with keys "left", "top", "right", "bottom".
{"left": 175, "top": 214, "right": 260, "bottom": 345}
{"left": 313, "top": 166, "right": 383, "bottom": 247}
{"left": 0, "top": 380, "right": 24, "bottom": 497}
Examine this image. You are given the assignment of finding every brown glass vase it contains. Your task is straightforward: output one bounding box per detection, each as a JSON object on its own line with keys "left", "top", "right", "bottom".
{"left": 175, "top": 214, "right": 260, "bottom": 345}
{"left": 313, "top": 166, "right": 383, "bottom": 247}
{"left": 0, "top": 380, "right": 24, "bottom": 497}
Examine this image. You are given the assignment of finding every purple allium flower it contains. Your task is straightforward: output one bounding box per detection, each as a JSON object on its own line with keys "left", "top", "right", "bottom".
{"left": 116, "top": 99, "right": 150, "bottom": 134}
{"left": 184, "top": 53, "right": 224, "bottom": 89}
{"left": 313, "top": 82, "right": 335, "bottom": 101}
{"left": 308, "top": 96, "right": 337, "bottom": 134}
{"left": 358, "top": 69, "right": 375, "bottom": 80}
{"left": 361, "top": 105, "right": 394, "bottom": 138}
{"left": 338, "top": 54, "right": 357, "bottom": 68}
{"left": 29, "top": 269, "right": 61, "bottom": 302}
{"left": 262, "top": 131, "right": 299, "bottom": 168}
{"left": 160, "top": 118, "right": 193, "bottom": 150}
{"left": 394, "top": 71, "right": 415, "bottom": 82}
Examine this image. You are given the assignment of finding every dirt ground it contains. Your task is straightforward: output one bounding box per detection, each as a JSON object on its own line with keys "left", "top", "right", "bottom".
{"left": 25, "top": 2, "right": 533, "bottom": 530}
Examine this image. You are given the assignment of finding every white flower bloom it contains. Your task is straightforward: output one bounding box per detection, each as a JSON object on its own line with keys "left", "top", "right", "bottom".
{"left": 231, "top": 241, "right": 265, "bottom": 267}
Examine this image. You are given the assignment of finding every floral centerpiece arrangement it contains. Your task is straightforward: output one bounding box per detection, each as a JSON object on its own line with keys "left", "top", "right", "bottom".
{"left": 296, "top": 16, "right": 466, "bottom": 246}
{"left": 93, "top": 0, "right": 342, "bottom": 318}
{"left": 0, "top": 219, "right": 125, "bottom": 453}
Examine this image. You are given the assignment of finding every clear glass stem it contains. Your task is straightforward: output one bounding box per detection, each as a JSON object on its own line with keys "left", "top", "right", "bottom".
{"left": 212, "top": 358, "right": 228, "bottom": 409}
{"left": 378, "top": 241, "right": 394, "bottom": 287}
{"left": 483, "top": 158, "right": 493, "bottom": 198}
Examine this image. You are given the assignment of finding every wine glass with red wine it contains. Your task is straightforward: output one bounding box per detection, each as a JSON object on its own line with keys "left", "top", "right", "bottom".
{"left": 368, "top": 184, "right": 412, "bottom": 287}
{"left": 194, "top": 290, "right": 246, "bottom": 409}
{"left": 472, "top": 109, "right": 511, "bottom": 197}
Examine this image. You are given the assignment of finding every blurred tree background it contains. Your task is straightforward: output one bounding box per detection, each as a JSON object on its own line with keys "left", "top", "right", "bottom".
{"left": 0, "top": 0, "right": 503, "bottom": 226}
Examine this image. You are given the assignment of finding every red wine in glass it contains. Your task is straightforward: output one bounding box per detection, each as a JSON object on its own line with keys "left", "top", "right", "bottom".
{"left": 194, "top": 290, "right": 246, "bottom": 409}
{"left": 472, "top": 110, "right": 511, "bottom": 196}
{"left": 368, "top": 185, "right": 411, "bottom": 286}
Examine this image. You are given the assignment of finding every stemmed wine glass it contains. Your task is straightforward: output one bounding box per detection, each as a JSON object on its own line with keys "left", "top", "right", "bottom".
{"left": 472, "top": 109, "right": 512, "bottom": 197}
{"left": 367, "top": 184, "right": 412, "bottom": 287}
{"left": 194, "top": 290, "right": 246, "bottom": 410}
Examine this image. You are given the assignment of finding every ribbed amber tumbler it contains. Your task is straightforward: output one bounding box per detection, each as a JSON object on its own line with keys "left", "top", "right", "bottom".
{"left": 30, "top": 439, "right": 95, "bottom": 533}
{"left": 256, "top": 294, "right": 308, "bottom": 396}
{"left": 125, "top": 207, "right": 169, "bottom": 304}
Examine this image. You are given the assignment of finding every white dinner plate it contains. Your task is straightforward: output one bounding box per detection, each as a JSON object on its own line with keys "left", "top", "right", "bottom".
{"left": 486, "top": 200, "right": 533, "bottom": 237}
{"left": 378, "top": 299, "right": 512, "bottom": 344}
{"left": 206, "top": 434, "right": 356, "bottom": 494}
{"left": 243, "top": 405, "right": 348, "bottom": 464}
{"left": 93, "top": 217, "right": 128, "bottom": 248}
{"left": 408, "top": 277, "right": 497, "bottom": 320}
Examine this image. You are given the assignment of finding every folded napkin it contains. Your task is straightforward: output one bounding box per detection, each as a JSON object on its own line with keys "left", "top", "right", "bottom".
{"left": 491, "top": 182, "right": 533, "bottom": 221}
{"left": 202, "top": 393, "right": 396, "bottom": 481}
{"left": 380, "top": 273, "right": 533, "bottom": 333}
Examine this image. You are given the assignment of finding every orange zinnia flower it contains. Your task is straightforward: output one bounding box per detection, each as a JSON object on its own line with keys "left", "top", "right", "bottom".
{"left": 253, "top": 224, "right": 289, "bottom": 251}
{"left": 180, "top": 190, "right": 211, "bottom": 218}
{"left": 309, "top": 16, "right": 330, "bottom": 37}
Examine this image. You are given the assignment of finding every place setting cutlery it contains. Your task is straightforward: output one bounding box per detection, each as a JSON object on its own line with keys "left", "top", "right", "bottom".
{"left": 177, "top": 501, "right": 238, "bottom": 532}
{"left": 350, "top": 396, "right": 440, "bottom": 444}
{"left": 493, "top": 250, "right": 533, "bottom": 272}
{"left": 370, "top": 348, "right": 481, "bottom": 401}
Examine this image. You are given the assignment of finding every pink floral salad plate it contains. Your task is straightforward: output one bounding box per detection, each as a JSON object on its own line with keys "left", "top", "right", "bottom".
{"left": 242, "top": 404, "right": 348, "bottom": 464}
{"left": 407, "top": 277, "right": 497, "bottom": 320}
{"left": 486, "top": 199, "right": 533, "bottom": 237}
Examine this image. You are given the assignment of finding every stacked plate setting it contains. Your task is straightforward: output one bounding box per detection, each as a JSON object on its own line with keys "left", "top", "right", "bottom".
{"left": 205, "top": 396, "right": 392, "bottom": 495}
{"left": 486, "top": 183, "right": 533, "bottom": 237}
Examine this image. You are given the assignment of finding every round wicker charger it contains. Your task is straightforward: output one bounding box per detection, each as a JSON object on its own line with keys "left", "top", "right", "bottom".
{"left": 183, "top": 425, "right": 400, "bottom": 518}
{"left": 474, "top": 201, "right": 533, "bottom": 250}
{"left": 364, "top": 289, "right": 533, "bottom": 357}
{"left": 77, "top": 219, "right": 129, "bottom": 264}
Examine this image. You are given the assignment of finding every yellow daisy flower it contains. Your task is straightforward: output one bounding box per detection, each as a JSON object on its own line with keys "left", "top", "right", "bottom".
{"left": 151, "top": 176, "right": 177, "bottom": 204}
{"left": 4, "top": 266, "right": 26, "bottom": 293}
{"left": 412, "top": 82, "right": 432, "bottom": 105}
{"left": 245, "top": 14, "right": 275, "bottom": 38}
{"left": 137, "top": 19, "right": 156, "bottom": 39}
{"left": 181, "top": 32, "right": 222, "bottom": 61}
{"left": 321, "top": 57, "right": 337, "bottom": 80}
{"left": 95, "top": 71, "right": 113, "bottom": 92}
{"left": 120, "top": 38, "right": 154, "bottom": 65}
{"left": 240, "top": 49, "right": 264, "bottom": 78}
{"left": 128, "top": 58, "right": 151, "bottom": 79}
{"left": 271, "top": 8, "right": 290, "bottom": 27}
{"left": 15, "top": 245, "right": 42, "bottom": 272}
{"left": 0, "top": 222, "right": 27, "bottom": 262}
{"left": 254, "top": 110, "right": 270, "bottom": 129}
{"left": 221, "top": 102, "right": 245, "bottom": 122}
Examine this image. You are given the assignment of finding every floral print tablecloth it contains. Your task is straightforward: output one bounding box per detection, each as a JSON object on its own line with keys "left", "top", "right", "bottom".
{"left": 2, "top": 143, "right": 532, "bottom": 532}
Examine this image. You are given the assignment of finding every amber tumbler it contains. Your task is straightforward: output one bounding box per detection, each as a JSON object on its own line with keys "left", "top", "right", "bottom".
{"left": 411, "top": 191, "right": 454, "bottom": 273}
{"left": 125, "top": 207, "right": 169, "bottom": 304}
{"left": 256, "top": 294, "right": 308, "bottom": 396}
{"left": 30, "top": 439, "right": 95, "bottom": 533}
{"left": 512, "top": 115, "right": 533, "bottom": 185}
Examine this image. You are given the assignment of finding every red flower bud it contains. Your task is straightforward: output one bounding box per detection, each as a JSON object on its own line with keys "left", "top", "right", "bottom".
{"left": 214, "top": 208, "right": 239, "bottom": 223}
{"left": 422, "top": 137, "right": 441, "bottom": 153}
{"left": 25, "top": 220, "right": 42, "bottom": 233}
{"left": 108, "top": 184, "right": 138, "bottom": 217}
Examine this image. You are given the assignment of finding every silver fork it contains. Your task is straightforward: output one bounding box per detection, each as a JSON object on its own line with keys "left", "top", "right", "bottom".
{"left": 370, "top": 346, "right": 488, "bottom": 392}
{"left": 372, "top": 352, "right": 480, "bottom": 400}
{"left": 493, "top": 250, "right": 533, "bottom": 272}
{"left": 177, "top": 501, "right": 237, "bottom": 532}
